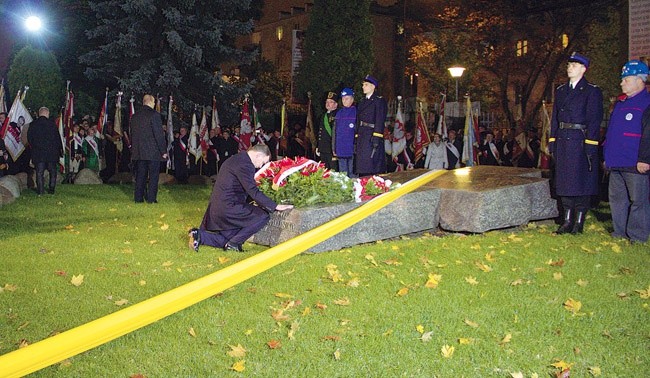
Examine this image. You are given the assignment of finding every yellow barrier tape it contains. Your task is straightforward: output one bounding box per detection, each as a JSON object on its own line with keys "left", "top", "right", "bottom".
{"left": 0, "top": 169, "right": 445, "bottom": 377}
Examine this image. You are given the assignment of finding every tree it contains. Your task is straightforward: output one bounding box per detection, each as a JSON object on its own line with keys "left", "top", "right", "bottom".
{"left": 406, "top": 0, "right": 620, "bottom": 129}
{"left": 7, "top": 45, "right": 64, "bottom": 113}
{"left": 80, "top": 0, "right": 256, "bottom": 120}
{"left": 295, "top": 0, "right": 374, "bottom": 109}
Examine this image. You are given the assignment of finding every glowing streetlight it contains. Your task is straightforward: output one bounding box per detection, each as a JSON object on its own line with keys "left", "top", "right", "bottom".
{"left": 25, "top": 16, "right": 43, "bottom": 32}
{"left": 448, "top": 66, "right": 466, "bottom": 101}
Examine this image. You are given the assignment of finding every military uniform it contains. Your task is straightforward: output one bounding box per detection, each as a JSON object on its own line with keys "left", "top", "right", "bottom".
{"left": 356, "top": 92, "right": 387, "bottom": 176}
{"left": 318, "top": 110, "right": 337, "bottom": 169}
{"left": 550, "top": 55, "right": 604, "bottom": 234}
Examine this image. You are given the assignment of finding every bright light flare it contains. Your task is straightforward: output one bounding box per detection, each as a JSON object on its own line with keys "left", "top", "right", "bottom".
{"left": 25, "top": 16, "right": 42, "bottom": 32}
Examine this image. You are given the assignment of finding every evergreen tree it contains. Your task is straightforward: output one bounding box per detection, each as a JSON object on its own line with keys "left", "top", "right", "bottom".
{"left": 8, "top": 45, "right": 64, "bottom": 114}
{"left": 295, "top": 0, "right": 374, "bottom": 108}
{"left": 80, "top": 0, "right": 256, "bottom": 120}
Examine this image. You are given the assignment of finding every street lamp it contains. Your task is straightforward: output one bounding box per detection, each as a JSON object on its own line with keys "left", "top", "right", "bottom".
{"left": 448, "top": 66, "right": 466, "bottom": 101}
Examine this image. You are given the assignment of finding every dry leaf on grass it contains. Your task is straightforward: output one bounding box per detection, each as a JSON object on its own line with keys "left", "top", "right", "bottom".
{"left": 420, "top": 331, "right": 434, "bottom": 342}
{"left": 230, "top": 360, "right": 245, "bottom": 372}
{"left": 465, "top": 276, "right": 479, "bottom": 285}
{"left": 333, "top": 297, "right": 350, "bottom": 306}
{"left": 267, "top": 339, "right": 281, "bottom": 349}
{"left": 425, "top": 273, "right": 442, "bottom": 289}
{"left": 114, "top": 299, "right": 129, "bottom": 306}
{"left": 396, "top": 287, "right": 409, "bottom": 297}
{"left": 227, "top": 344, "right": 246, "bottom": 358}
{"left": 188, "top": 327, "right": 196, "bottom": 337}
{"left": 441, "top": 344, "right": 454, "bottom": 358}
{"left": 70, "top": 275, "right": 84, "bottom": 287}
{"left": 464, "top": 319, "right": 479, "bottom": 328}
{"left": 333, "top": 348, "right": 341, "bottom": 360}
{"left": 563, "top": 298, "right": 582, "bottom": 315}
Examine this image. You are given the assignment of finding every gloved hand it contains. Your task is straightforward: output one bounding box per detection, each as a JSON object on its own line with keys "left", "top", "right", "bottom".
{"left": 585, "top": 144, "right": 598, "bottom": 172}
{"left": 315, "top": 148, "right": 321, "bottom": 157}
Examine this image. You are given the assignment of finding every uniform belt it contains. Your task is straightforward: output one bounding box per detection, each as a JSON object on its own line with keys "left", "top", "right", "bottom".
{"left": 559, "top": 122, "right": 586, "bottom": 130}
{"left": 360, "top": 121, "right": 375, "bottom": 128}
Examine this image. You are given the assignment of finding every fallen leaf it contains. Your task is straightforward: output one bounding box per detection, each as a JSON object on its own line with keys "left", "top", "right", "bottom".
{"left": 326, "top": 264, "right": 343, "bottom": 282}
{"left": 576, "top": 279, "right": 588, "bottom": 287}
{"left": 563, "top": 298, "right": 582, "bottom": 315}
{"left": 267, "top": 339, "right": 281, "bottom": 349}
{"left": 383, "top": 257, "right": 401, "bottom": 265}
{"left": 588, "top": 366, "right": 602, "bottom": 377}
{"left": 475, "top": 261, "right": 492, "bottom": 272}
{"left": 549, "top": 258, "right": 565, "bottom": 267}
{"left": 95, "top": 267, "right": 107, "bottom": 272}
{"left": 441, "top": 344, "right": 454, "bottom": 358}
{"left": 416, "top": 324, "right": 425, "bottom": 334}
{"left": 510, "top": 279, "right": 523, "bottom": 286}
{"left": 499, "top": 333, "right": 512, "bottom": 345}
{"left": 635, "top": 286, "right": 650, "bottom": 299}
{"left": 551, "top": 360, "right": 573, "bottom": 371}
{"left": 54, "top": 270, "right": 67, "bottom": 276}
{"left": 465, "top": 276, "right": 479, "bottom": 285}
{"left": 217, "top": 256, "right": 230, "bottom": 265}
{"left": 510, "top": 372, "right": 524, "bottom": 378}
{"left": 425, "top": 273, "right": 442, "bottom": 289}
{"left": 139, "top": 280, "right": 146, "bottom": 286}
{"left": 227, "top": 344, "right": 246, "bottom": 358}
{"left": 420, "top": 331, "right": 434, "bottom": 342}
{"left": 322, "top": 335, "right": 341, "bottom": 341}
{"left": 244, "top": 329, "right": 253, "bottom": 336}
{"left": 274, "top": 292, "right": 293, "bottom": 298}
{"left": 288, "top": 321, "right": 300, "bottom": 340}
{"left": 333, "top": 348, "right": 341, "bottom": 360}
{"left": 464, "top": 319, "right": 479, "bottom": 328}
{"left": 3, "top": 283, "right": 18, "bottom": 292}
{"left": 610, "top": 244, "right": 622, "bottom": 253}
{"left": 161, "top": 261, "right": 173, "bottom": 267}
{"left": 114, "top": 299, "right": 129, "bottom": 306}
{"left": 458, "top": 337, "right": 473, "bottom": 344}
{"left": 365, "top": 254, "right": 378, "bottom": 266}
{"left": 188, "top": 327, "right": 196, "bottom": 337}
{"left": 230, "top": 360, "right": 245, "bottom": 372}
{"left": 129, "top": 374, "right": 146, "bottom": 378}
{"left": 302, "top": 307, "right": 311, "bottom": 316}
{"left": 383, "top": 329, "right": 393, "bottom": 336}
{"left": 396, "top": 287, "right": 409, "bottom": 297}
{"left": 315, "top": 302, "right": 327, "bottom": 310}
{"left": 64, "top": 224, "right": 74, "bottom": 230}
{"left": 70, "top": 275, "right": 84, "bottom": 287}
{"left": 160, "top": 223, "right": 169, "bottom": 231}
{"left": 18, "top": 339, "right": 29, "bottom": 348}
{"left": 149, "top": 240, "right": 157, "bottom": 245}
{"left": 333, "top": 297, "right": 350, "bottom": 306}
{"left": 484, "top": 252, "right": 495, "bottom": 262}
{"left": 553, "top": 272, "right": 563, "bottom": 280}
{"left": 271, "top": 309, "right": 290, "bottom": 322}
{"left": 346, "top": 277, "right": 360, "bottom": 287}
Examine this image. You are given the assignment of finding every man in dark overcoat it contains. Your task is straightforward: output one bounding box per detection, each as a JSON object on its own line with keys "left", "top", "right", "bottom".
{"left": 28, "top": 107, "right": 62, "bottom": 195}
{"left": 189, "top": 144, "right": 293, "bottom": 252}
{"left": 356, "top": 75, "right": 387, "bottom": 176}
{"left": 172, "top": 126, "right": 190, "bottom": 183}
{"left": 130, "top": 94, "right": 167, "bottom": 203}
{"left": 316, "top": 91, "right": 338, "bottom": 170}
{"left": 549, "top": 52, "right": 604, "bottom": 234}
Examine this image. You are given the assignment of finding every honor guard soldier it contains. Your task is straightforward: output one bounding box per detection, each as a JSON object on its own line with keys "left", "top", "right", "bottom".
{"left": 316, "top": 91, "right": 338, "bottom": 170}
{"left": 356, "top": 75, "right": 388, "bottom": 176}
{"left": 549, "top": 52, "right": 604, "bottom": 234}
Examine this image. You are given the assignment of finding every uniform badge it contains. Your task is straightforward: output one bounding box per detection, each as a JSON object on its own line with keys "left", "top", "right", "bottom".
{"left": 625, "top": 113, "right": 633, "bottom": 121}
{"left": 349, "top": 123, "right": 355, "bottom": 128}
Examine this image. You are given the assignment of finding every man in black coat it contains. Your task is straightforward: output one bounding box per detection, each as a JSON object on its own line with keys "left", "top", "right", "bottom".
{"left": 189, "top": 144, "right": 293, "bottom": 252}
{"left": 316, "top": 91, "right": 338, "bottom": 170}
{"left": 28, "top": 107, "right": 62, "bottom": 195}
{"left": 356, "top": 75, "right": 387, "bottom": 176}
{"left": 130, "top": 94, "right": 167, "bottom": 203}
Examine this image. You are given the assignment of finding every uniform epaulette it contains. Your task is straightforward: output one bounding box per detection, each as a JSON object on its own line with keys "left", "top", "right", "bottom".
{"left": 556, "top": 83, "right": 567, "bottom": 90}
{"left": 588, "top": 83, "right": 599, "bottom": 88}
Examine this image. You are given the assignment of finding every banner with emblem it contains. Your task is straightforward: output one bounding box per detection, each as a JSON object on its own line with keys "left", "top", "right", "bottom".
{"left": 0, "top": 91, "right": 33, "bottom": 161}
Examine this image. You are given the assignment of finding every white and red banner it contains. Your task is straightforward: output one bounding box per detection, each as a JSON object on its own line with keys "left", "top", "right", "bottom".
{"left": 0, "top": 91, "right": 33, "bottom": 161}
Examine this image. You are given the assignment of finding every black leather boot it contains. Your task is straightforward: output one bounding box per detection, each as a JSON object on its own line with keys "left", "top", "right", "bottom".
{"left": 555, "top": 209, "right": 574, "bottom": 234}
{"left": 571, "top": 210, "right": 586, "bottom": 234}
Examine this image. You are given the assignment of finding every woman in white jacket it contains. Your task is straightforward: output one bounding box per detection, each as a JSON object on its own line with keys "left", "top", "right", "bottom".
{"left": 424, "top": 133, "right": 448, "bottom": 170}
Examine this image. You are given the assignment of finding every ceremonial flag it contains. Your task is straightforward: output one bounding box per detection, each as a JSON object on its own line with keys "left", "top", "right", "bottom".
{"left": 199, "top": 107, "right": 209, "bottom": 163}
{"left": 64, "top": 84, "right": 74, "bottom": 139}
{"left": 461, "top": 96, "right": 479, "bottom": 166}
{"left": 129, "top": 96, "right": 135, "bottom": 119}
{"left": 305, "top": 93, "right": 316, "bottom": 153}
{"left": 538, "top": 102, "right": 551, "bottom": 169}
{"left": 280, "top": 99, "right": 288, "bottom": 154}
{"left": 114, "top": 92, "right": 123, "bottom": 153}
{"left": 413, "top": 101, "right": 431, "bottom": 163}
{"left": 155, "top": 95, "right": 161, "bottom": 113}
{"left": 189, "top": 109, "right": 200, "bottom": 163}
{"left": 166, "top": 96, "right": 174, "bottom": 170}
{"left": 0, "top": 79, "right": 7, "bottom": 114}
{"left": 436, "top": 94, "right": 448, "bottom": 139}
{"left": 1, "top": 91, "right": 32, "bottom": 161}
{"left": 97, "top": 88, "right": 108, "bottom": 134}
{"left": 211, "top": 96, "right": 220, "bottom": 135}
{"left": 391, "top": 96, "right": 407, "bottom": 171}
{"left": 239, "top": 96, "right": 252, "bottom": 150}
{"left": 57, "top": 112, "right": 66, "bottom": 172}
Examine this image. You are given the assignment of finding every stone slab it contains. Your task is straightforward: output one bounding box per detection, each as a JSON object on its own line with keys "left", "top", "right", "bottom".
{"left": 251, "top": 166, "right": 557, "bottom": 252}
{"left": 73, "top": 168, "right": 103, "bottom": 185}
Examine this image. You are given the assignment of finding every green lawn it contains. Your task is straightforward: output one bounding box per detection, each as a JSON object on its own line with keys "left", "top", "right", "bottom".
{"left": 0, "top": 184, "right": 648, "bottom": 377}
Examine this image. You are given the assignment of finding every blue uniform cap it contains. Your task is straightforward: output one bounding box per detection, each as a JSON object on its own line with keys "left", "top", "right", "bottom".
{"left": 621, "top": 59, "right": 649, "bottom": 79}
{"left": 363, "top": 75, "right": 379, "bottom": 87}
{"left": 340, "top": 88, "right": 354, "bottom": 97}
{"left": 568, "top": 52, "right": 590, "bottom": 68}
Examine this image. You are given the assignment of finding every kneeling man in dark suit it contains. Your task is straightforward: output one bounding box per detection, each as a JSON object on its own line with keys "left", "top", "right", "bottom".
{"left": 189, "top": 144, "right": 293, "bottom": 252}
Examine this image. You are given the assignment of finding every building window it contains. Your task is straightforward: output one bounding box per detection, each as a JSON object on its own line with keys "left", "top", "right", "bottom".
{"left": 251, "top": 32, "right": 261, "bottom": 45}
{"left": 561, "top": 34, "right": 569, "bottom": 48}
{"left": 276, "top": 26, "right": 284, "bottom": 41}
{"left": 516, "top": 40, "right": 528, "bottom": 57}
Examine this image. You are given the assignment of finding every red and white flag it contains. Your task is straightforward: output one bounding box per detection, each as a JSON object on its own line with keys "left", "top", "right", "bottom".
{"left": 413, "top": 102, "right": 431, "bottom": 163}
{"left": 199, "top": 107, "right": 209, "bottom": 162}
{"left": 57, "top": 112, "right": 66, "bottom": 172}
{"left": 166, "top": 96, "right": 174, "bottom": 170}
{"left": 189, "top": 110, "right": 200, "bottom": 163}
{"left": 114, "top": 92, "right": 123, "bottom": 152}
{"left": 239, "top": 96, "right": 252, "bottom": 151}
{"left": 211, "top": 96, "right": 220, "bottom": 135}
{"left": 0, "top": 91, "right": 32, "bottom": 161}
{"left": 97, "top": 89, "right": 108, "bottom": 134}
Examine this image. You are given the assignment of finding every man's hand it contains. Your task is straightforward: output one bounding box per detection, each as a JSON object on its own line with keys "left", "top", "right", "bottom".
{"left": 315, "top": 148, "right": 320, "bottom": 157}
{"left": 162, "top": 153, "right": 168, "bottom": 159}
{"left": 637, "top": 162, "right": 650, "bottom": 174}
{"left": 276, "top": 204, "right": 293, "bottom": 211}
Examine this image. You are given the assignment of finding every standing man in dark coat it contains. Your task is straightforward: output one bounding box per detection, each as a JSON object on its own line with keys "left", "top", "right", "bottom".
{"left": 172, "top": 126, "right": 190, "bottom": 183}
{"left": 189, "top": 144, "right": 293, "bottom": 252}
{"left": 356, "top": 75, "right": 388, "bottom": 176}
{"left": 130, "top": 94, "right": 167, "bottom": 203}
{"left": 316, "top": 91, "right": 338, "bottom": 170}
{"left": 549, "top": 52, "right": 604, "bottom": 234}
{"left": 28, "top": 107, "right": 62, "bottom": 195}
